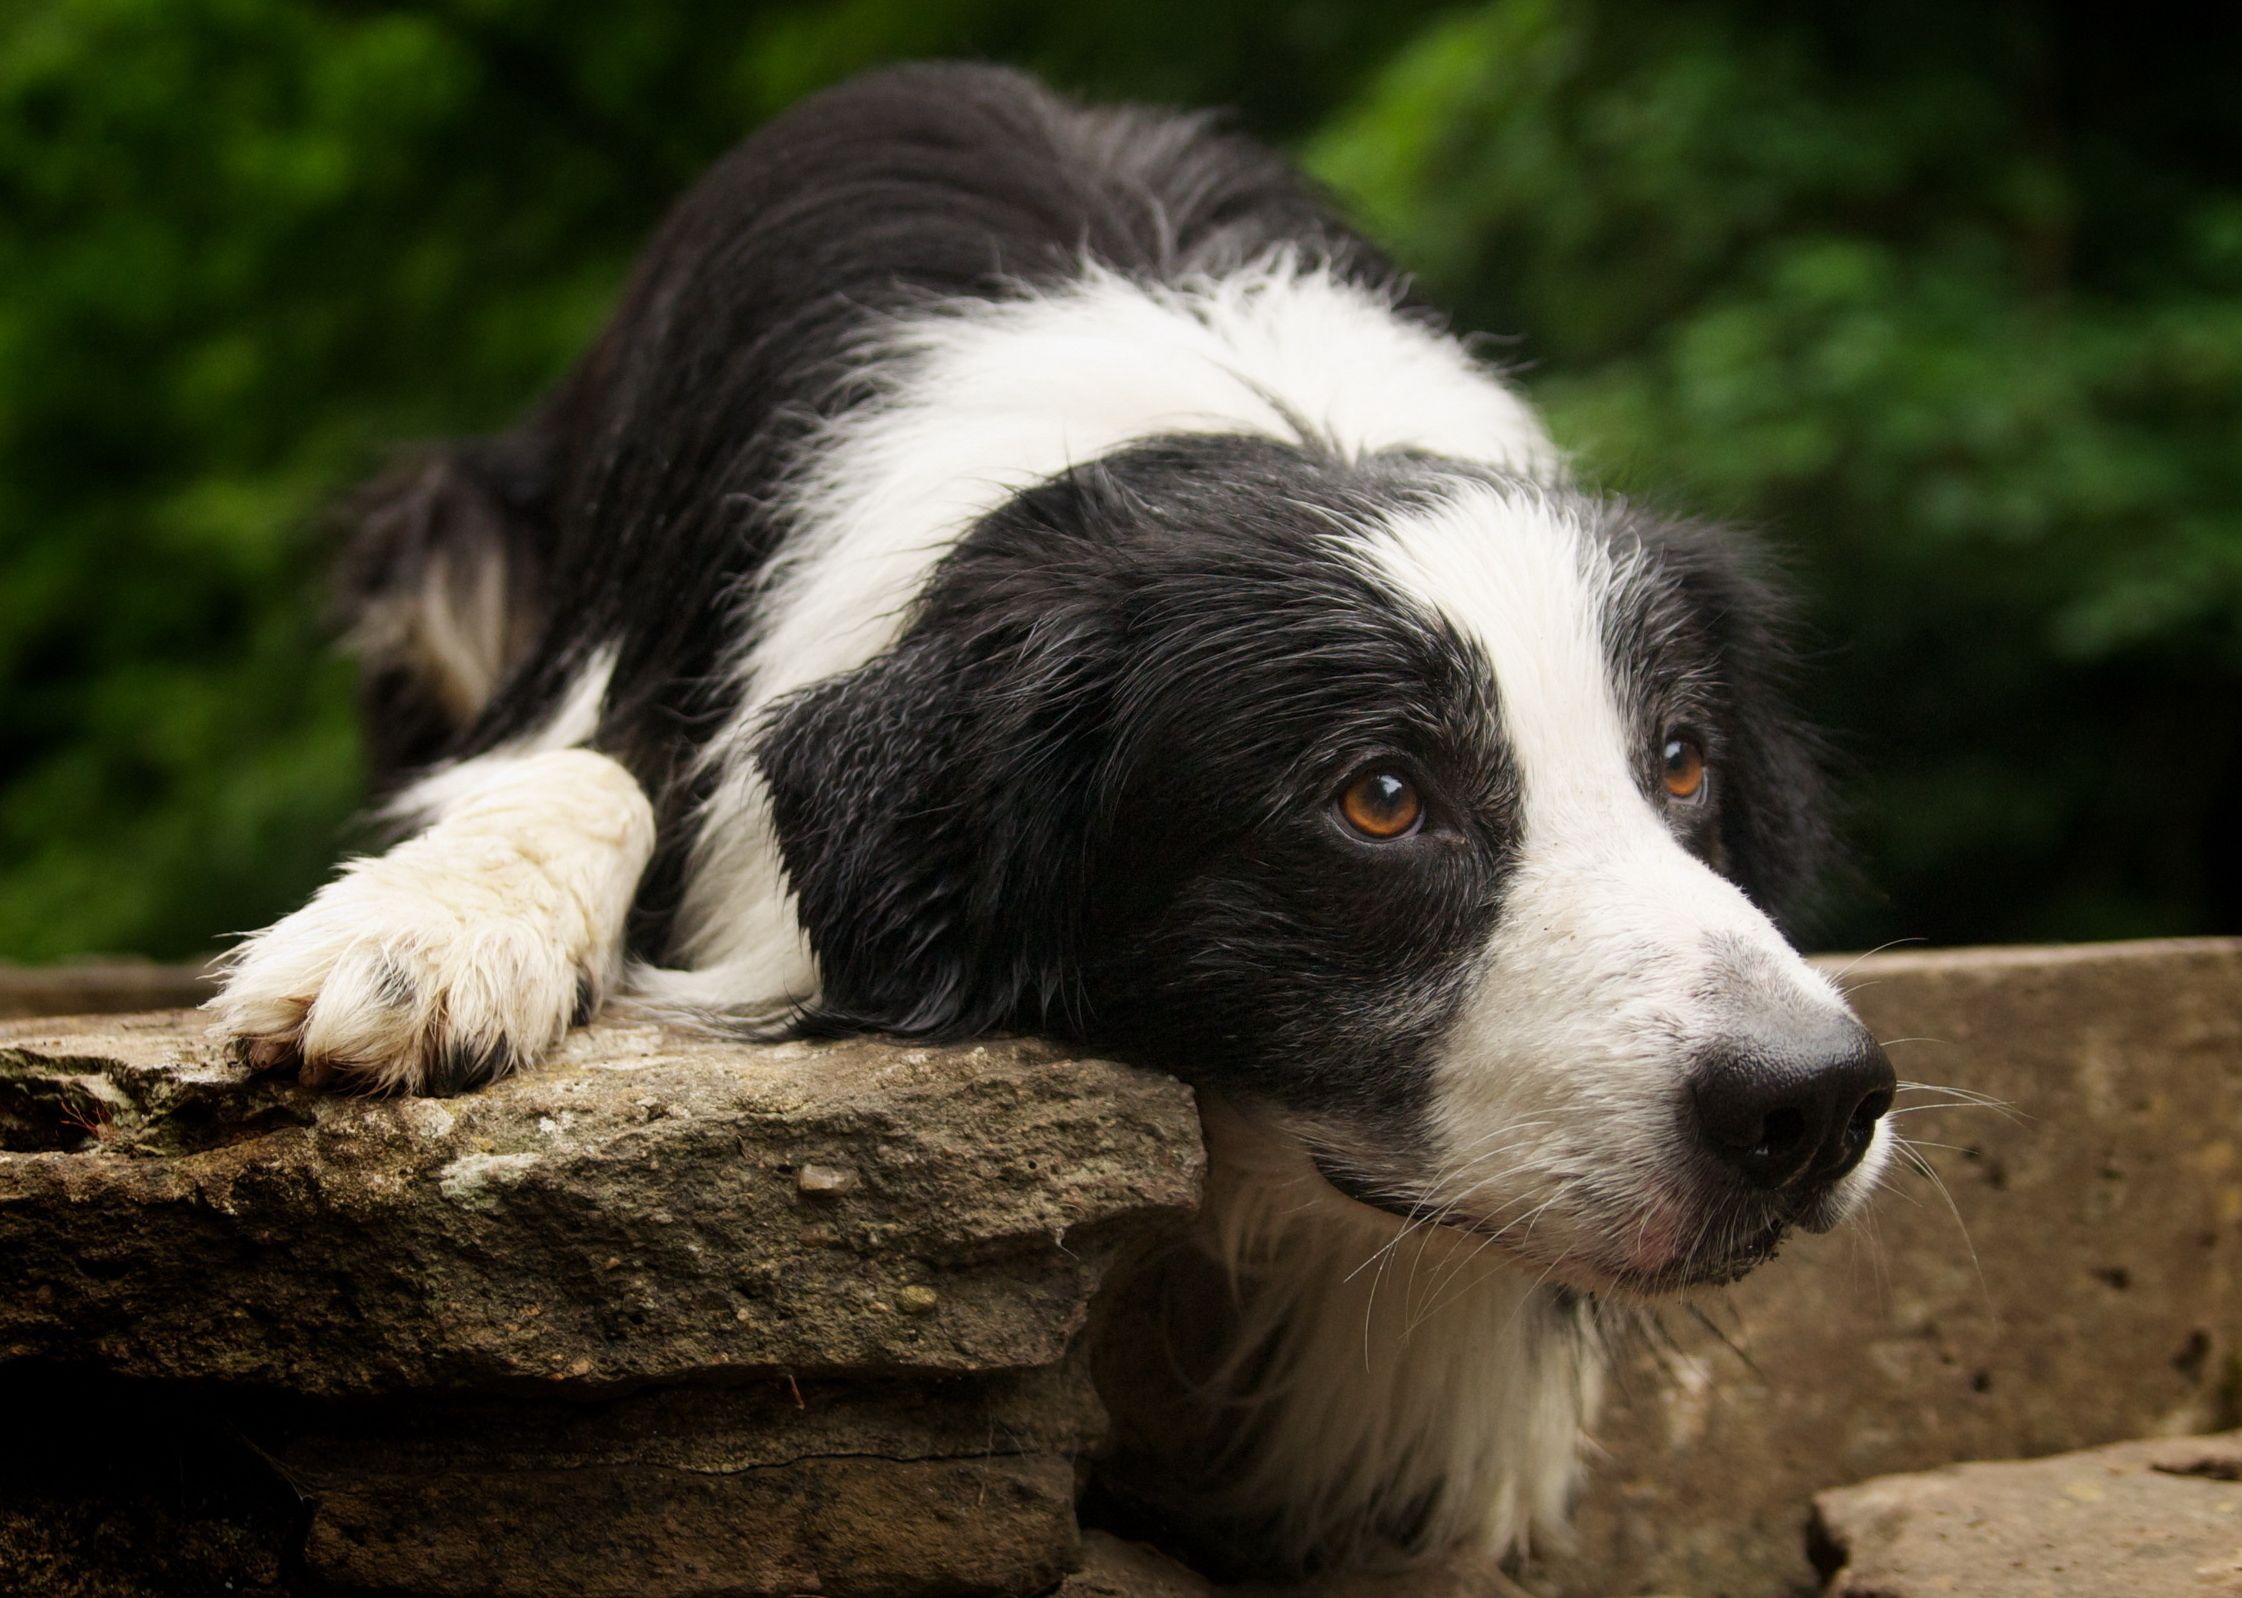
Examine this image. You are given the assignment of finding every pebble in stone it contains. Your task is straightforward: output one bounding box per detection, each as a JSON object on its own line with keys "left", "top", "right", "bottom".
{"left": 796, "top": 1162, "right": 859, "bottom": 1197}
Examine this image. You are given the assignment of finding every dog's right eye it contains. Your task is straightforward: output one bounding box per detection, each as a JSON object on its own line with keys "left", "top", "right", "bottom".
{"left": 1336, "top": 770, "right": 1423, "bottom": 840}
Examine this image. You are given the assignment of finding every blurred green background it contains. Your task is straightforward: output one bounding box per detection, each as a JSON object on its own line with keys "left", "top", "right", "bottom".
{"left": 4, "top": 0, "right": 2238, "bottom": 961}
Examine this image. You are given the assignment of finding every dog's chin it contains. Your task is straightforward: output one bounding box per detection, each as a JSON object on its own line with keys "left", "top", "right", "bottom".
{"left": 1310, "top": 1154, "right": 1844, "bottom": 1298}
{"left": 1590, "top": 1213, "right": 1793, "bottom": 1296}
{"left": 1493, "top": 1210, "right": 1799, "bottom": 1300}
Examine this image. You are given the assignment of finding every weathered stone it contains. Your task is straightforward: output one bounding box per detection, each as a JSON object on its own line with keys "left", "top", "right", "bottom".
{"left": 2, "top": 1348, "right": 1106, "bottom": 1598}
{"left": 1059, "top": 1531, "right": 1221, "bottom": 1596}
{"left": 279, "top": 1363, "right": 1105, "bottom": 1596}
{"left": 307, "top": 1452, "right": 1079, "bottom": 1598}
{"left": 0, "top": 1009, "right": 1188, "bottom": 1596}
{"left": 8, "top": 938, "right": 2241, "bottom": 1596}
{"left": 799, "top": 1160, "right": 861, "bottom": 1196}
{"left": 1813, "top": 1428, "right": 2242, "bottom": 1596}
{"left": 1525, "top": 939, "right": 2242, "bottom": 1598}
{"left": 0, "top": 1493, "right": 290, "bottom": 1598}
{"left": 0, "top": 1369, "right": 300, "bottom": 1598}
{"left": 0, "top": 1011, "right": 1202, "bottom": 1397}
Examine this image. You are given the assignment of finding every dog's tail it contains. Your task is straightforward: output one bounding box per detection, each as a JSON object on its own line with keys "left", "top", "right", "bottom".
{"left": 335, "top": 432, "right": 557, "bottom": 786}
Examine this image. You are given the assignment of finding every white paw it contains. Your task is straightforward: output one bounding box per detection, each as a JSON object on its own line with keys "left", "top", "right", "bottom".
{"left": 209, "top": 750, "right": 655, "bottom": 1095}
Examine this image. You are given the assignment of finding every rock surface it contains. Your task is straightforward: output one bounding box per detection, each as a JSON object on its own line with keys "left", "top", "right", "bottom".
{"left": 0, "top": 1008, "right": 1201, "bottom": 1596}
{"left": 1813, "top": 1429, "right": 2242, "bottom": 1596}
{"left": 1526, "top": 938, "right": 2242, "bottom": 1598}
{"left": 5, "top": 939, "right": 2240, "bottom": 1596}
{"left": 287, "top": 1365, "right": 1103, "bottom": 1595}
{"left": 0, "top": 1011, "right": 1202, "bottom": 1395}
{"left": 1056, "top": 1532, "right": 1546, "bottom": 1597}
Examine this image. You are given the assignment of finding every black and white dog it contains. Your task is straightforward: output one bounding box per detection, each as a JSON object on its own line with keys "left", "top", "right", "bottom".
{"left": 213, "top": 63, "right": 1894, "bottom": 1573}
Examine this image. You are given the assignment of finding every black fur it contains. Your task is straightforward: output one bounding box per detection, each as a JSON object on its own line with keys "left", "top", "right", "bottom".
{"left": 1598, "top": 511, "right": 1833, "bottom": 922}
{"left": 759, "top": 439, "right": 1521, "bottom": 1137}
{"left": 344, "top": 61, "right": 1392, "bottom": 942}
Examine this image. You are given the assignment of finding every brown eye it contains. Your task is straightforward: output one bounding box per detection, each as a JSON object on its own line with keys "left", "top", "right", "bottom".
{"left": 1338, "top": 770, "right": 1423, "bottom": 839}
{"left": 1661, "top": 735, "right": 1707, "bottom": 802}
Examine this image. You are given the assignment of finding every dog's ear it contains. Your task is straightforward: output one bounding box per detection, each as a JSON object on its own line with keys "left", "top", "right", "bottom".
{"left": 753, "top": 607, "right": 1118, "bottom": 1040}
{"left": 1670, "top": 529, "right": 1834, "bottom": 932}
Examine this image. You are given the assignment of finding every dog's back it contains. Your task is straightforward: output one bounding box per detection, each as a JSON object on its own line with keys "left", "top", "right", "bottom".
{"left": 345, "top": 64, "right": 1377, "bottom": 815}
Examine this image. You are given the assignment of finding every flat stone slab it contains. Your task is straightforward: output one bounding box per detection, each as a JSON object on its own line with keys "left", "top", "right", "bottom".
{"left": 2, "top": 1358, "right": 1104, "bottom": 1598}
{"left": 295, "top": 1371, "right": 1096, "bottom": 1596}
{"left": 0, "top": 1011, "right": 1203, "bottom": 1397}
{"left": 1814, "top": 1429, "right": 2242, "bottom": 1596}
{"left": 1528, "top": 938, "right": 2242, "bottom": 1597}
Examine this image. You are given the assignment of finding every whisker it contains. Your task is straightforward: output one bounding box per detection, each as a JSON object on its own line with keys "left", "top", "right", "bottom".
{"left": 1892, "top": 1135, "right": 1993, "bottom": 1312}
{"left": 1821, "top": 937, "right": 1929, "bottom": 986}
{"left": 1684, "top": 1299, "right": 1762, "bottom": 1379}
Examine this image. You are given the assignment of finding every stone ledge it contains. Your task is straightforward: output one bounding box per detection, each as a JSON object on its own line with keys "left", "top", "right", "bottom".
{"left": 0, "top": 1013, "right": 1203, "bottom": 1396}
{"left": 0, "top": 1011, "right": 1202, "bottom": 1597}
{"left": 1526, "top": 936, "right": 2242, "bottom": 1598}
{"left": 1814, "top": 1428, "right": 2242, "bottom": 1596}
{"left": 6, "top": 938, "right": 2241, "bottom": 1596}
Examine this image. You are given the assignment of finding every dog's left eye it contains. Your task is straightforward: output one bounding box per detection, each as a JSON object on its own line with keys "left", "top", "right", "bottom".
{"left": 1336, "top": 770, "right": 1423, "bottom": 840}
{"left": 1660, "top": 734, "right": 1707, "bottom": 802}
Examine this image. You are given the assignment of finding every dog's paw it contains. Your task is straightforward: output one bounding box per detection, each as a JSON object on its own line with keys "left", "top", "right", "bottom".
{"left": 210, "top": 748, "right": 654, "bottom": 1095}
{"left": 210, "top": 847, "right": 611, "bottom": 1097}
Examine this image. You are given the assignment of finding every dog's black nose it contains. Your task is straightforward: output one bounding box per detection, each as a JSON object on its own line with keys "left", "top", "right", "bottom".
{"left": 1691, "top": 1020, "right": 1895, "bottom": 1191}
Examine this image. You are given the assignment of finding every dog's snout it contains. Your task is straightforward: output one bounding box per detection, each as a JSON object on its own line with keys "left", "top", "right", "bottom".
{"left": 1690, "top": 1020, "right": 1894, "bottom": 1191}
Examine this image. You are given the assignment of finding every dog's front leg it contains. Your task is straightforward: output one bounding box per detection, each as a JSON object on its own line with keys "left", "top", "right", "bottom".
{"left": 208, "top": 748, "right": 654, "bottom": 1095}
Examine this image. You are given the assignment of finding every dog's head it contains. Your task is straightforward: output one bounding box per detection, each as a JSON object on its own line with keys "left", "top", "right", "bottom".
{"left": 759, "top": 434, "right": 1892, "bottom": 1294}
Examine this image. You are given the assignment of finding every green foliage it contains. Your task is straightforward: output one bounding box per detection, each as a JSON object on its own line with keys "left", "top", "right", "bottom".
{"left": 0, "top": 0, "right": 1445, "bottom": 959}
{"left": 1311, "top": 2, "right": 2242, "bottom": 944}
{"left": 1, "top": 0, "right": 2233, "bottom": 957}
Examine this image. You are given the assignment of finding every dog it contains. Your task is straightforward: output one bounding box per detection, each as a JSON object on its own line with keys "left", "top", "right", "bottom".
{"left": 210, "top": 62, "right": 1896, "bottom": 1576}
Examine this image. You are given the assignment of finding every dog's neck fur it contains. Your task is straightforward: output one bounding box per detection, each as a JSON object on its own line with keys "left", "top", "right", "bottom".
{"left": 1095, "top": 1099, "right": 1605, "bottom": 1575}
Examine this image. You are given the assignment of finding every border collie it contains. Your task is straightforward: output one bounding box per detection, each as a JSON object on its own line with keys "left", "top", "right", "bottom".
{"left": 210, "top": 63, "right": 1895, "bottom": 1575}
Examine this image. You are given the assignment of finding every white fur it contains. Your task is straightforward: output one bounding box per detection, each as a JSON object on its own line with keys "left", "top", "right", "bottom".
{"left": 210, "top": 745, "right": 653, "bottom": 1094}
{"left": 1361, "top": 485, "right": 1890, "bottom": 1281}
{"left": 664, "top": 255, "right": 1559, "bottom": 1004}
{"left": 1193, "top": 1101, "right": 1603, "bottom": 1567}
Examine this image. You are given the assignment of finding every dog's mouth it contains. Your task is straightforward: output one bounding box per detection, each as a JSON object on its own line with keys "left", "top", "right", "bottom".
{"left": 1310, "top": 1154, "right": 1817, "bottom": 1295}
{"left": 1601, "top": 1211, "right": 1792, "bottom": 1293}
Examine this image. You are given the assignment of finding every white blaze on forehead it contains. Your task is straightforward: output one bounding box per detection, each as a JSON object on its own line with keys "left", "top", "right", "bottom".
{"left": 1360, "top": 481, "right": 1830, "bottom": 963}
{"left": 748, "top": 256, "right": 1558, "bottom": 713}
{"left": 1360, "top": 483, "right": 1639, "bottom": 832}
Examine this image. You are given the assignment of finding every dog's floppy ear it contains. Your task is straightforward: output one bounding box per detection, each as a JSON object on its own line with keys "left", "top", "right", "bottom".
{"left": 753, "top": 605, "right": 1118, "bottom": 1040}
{"left": 1663, "top": 524, "right": 1834, "bottom": 932}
